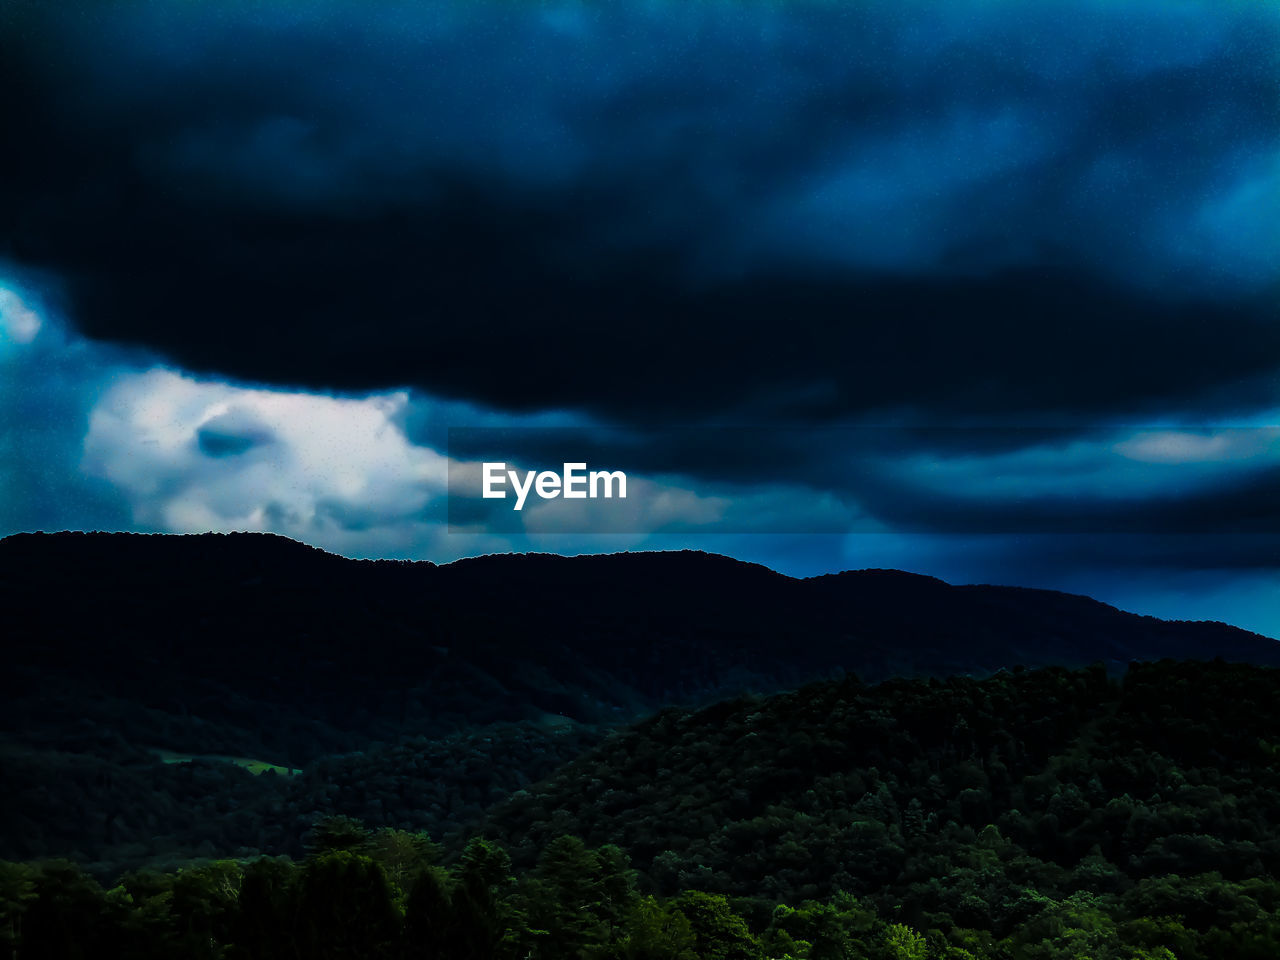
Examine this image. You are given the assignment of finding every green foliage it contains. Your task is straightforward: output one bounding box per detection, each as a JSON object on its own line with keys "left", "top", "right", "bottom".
{"left": 169, "top": 860, "right": 243, "bottom": 958}
{"left": 231, "top": 857, "right": 298, "bottom": 960}
{"left": 307, "top": 814, "right": 374, "bottom": 857}
{"left": 617, "top": 896, "right": 697, "bottom": 960}
{"left": 882, "top": 923, "right": 927, "bottom": 960}
{"left": 366, "top": 828, "right": 441, "bottom": 901}
{"left": 674, "top": 891, "right": 761, "bottom": 960}
{"left": 4, "top": 662, "right": 1280, "bottom": 960}
{"left": 403, "top": 865, "right": 455, "bottom": 960}
{"left": 449, "top": 839, "right": 516, "bottom": 960}
{"left": 481, "top": 660, "right": 1280, "bottom": 928}
{"left": 21, "top": 860, "right": 108, "bottom": 960}
{"left": 520, "top": 836, "right": 640, "bottom": 960}
{"left": 296, "top": 851, "right": 401, "bottom": 960}
{"left": 0, "top": 860, "right": 36, "bottom": 957}
{"left": 0, "top": 720, "right": 602, "bottom": 879}
{"left": 762, "top": 893, "right": 879, "bottom": 960}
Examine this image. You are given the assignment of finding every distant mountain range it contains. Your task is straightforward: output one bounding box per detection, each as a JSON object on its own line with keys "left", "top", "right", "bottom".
{"left": 3, "top": 530, "right": 1278, "bottom": 875}
{"left": 2, "top": 531, "right": 1276, "bottom": 766}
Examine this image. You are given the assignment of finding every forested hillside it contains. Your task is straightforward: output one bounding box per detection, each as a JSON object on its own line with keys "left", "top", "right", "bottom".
{"left": 4, "top": 661, "right": 1280, "bottom": 959}
{"left": 0, "top": 721, "right": 601, "bottom": 878}
{"left": 483, "top": 660, "right": 1280, "bottom": 915}
{"left": 3, "top": 533, "right": 1278, "bottom": 880}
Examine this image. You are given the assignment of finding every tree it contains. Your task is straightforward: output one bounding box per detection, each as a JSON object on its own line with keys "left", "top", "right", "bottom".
{"left": 0, "top": 862, "right": 37, "bottom": 959}
{"left": 450, "top": 839, "right": 515, "bottom": 960}
{"left": 296, "top": 851, "right": 401, "bottom": 960}
{"left": 307, "top": 815, "right": 374, "bottom": 858}
{"left": 529, "top": 836, "right": 610, "bottom": 960}
{"left": 673, "top": 892, "right": 759, "bottom": 960}
{"left": 402, "top": 866, "right": 455, "bottom": 960}
{"left": 20, "top": 860, "right": 108, "bottom": 960}
{"left": 882, "top": 923, "right": 926, "bottom": 960}
{"left": 618, "top": 896, "right": 697, "bottom": 960}
{"left": 368, "top": 829, "right": 440, "bottom": 902}
{"left": 231, "top": 857, "right": 299, "bottom": 960}
{"left": 171, "top": 860, "right": 243, "bottom": 959}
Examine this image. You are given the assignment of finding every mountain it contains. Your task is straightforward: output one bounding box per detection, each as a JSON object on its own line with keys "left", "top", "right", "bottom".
{"left": 2, "top": 530, "right": 1275, "bottom": 767}
{"left": 474, "top": 659, "right": 1280, "bottom": 919}
{"left": 13, "top": 662, "right": 1280, "bottom": 960}
{"left": 1, "top": 530, "right": 1277, "bottom": 875}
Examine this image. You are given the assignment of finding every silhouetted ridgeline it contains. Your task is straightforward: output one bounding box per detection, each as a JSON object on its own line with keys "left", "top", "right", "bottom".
{"left": 2, "top": 531, "right": 1277, "bottom": 768}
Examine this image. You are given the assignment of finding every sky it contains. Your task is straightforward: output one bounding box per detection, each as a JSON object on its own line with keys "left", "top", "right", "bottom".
{"left": 2, "top": 0, "right": 1278, "bottom": 636}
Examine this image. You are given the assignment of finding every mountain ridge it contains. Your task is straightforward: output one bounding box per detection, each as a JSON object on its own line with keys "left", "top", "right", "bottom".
{"left": 2, "top": 530, "right": 1276, "bottom": 770}
{"left": 2, "top": 531, "right": 1278, "bottom": 876}
{"left": 4, "top": 528, "right": 1267, "bottom": 640}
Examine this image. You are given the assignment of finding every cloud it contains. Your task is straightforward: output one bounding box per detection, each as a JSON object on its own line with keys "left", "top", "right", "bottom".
{"left": 75, "top": 366, "right": 766, "bottom": 553}
{"left": 1114, "top": 428, "right": 1280, "bottom": 465}
{"left": 0, "top": 272, "right": 137, "bottom": 535}
{"left": 439, "top": 421, "right": 1280, "bottom": 537}
{"left": 0, "top": 286, "right": 42, "bottom": 346}
{"left": 845, "top": 425, "right": 1280, "bottom": 537}
{"left": 81, "top": 369, "right": 450, "bottom": 551}
{"left": 2, "top": 0, "right": 1279, "bottom": 637}
{"left": 1, "top": 0, "right": 1276, "bottom": 425}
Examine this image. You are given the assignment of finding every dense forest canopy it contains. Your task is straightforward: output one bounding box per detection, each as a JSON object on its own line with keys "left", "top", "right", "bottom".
{"left": 4, "top": 661, "right": 1280, "bottom": 958}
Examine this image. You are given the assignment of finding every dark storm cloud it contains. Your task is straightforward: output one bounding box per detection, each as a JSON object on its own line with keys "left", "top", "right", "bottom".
{"left": 0, "top": 272, "right": 135, "bottom": 535}
{"left": 848, "top": 463, "right": 1280, "bottom": 539}
{"left": 3, "top": 0, "right": 1277, "bottom": 425}
{"left": 442, "top": 423, "right": 1280, "bottom": 540}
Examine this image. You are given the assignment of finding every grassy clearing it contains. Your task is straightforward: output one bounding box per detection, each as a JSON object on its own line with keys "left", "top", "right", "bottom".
{"left": 150, "top": 748, "right": 300, "bottom": 776}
